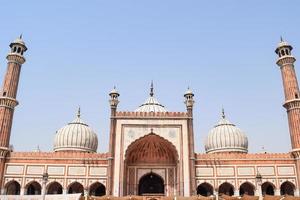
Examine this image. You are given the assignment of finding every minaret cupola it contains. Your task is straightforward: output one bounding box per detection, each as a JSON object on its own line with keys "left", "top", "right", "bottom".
{"left": 9, "top": 34, "right": 27, "bottom": 57}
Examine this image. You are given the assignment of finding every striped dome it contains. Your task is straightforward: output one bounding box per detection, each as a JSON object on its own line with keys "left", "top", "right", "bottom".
{"left": 205, "top": 111, "right": 248, "bottom": 154}
{"left": 135, "top": 81, "right": 167, "bottom": 112}
{"left": 53, "top": 109, "right": 98, "bottom": 153}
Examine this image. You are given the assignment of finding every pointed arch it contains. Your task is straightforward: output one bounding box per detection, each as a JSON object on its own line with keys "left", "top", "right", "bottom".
{"left": 46, "top": 181, "right": 63, "bottom": 194}
{"left": 239, "top": 182, "right": 255, "bottom": 196}
{"left": 68, "top": 182, "right": 84, "bottom": 195}
{"left": 25, "top": 181, "right": 41, "bottom": 195}
{"left": 262, "top": 182, "right": 275, "bottom": 196}
{"left": 138, "top": 172, "right": 165, "bottom": 195}
{"left": 280, "top": 181, "right": 295, "bottom": 196}
{"left": 197, "top": 182, "right": 214, "bottom": 197}
{"left": 4, "top": 180, "right": 21, "bottom": 195}
{"left": 219, "top": 182, "right": 234, "bottom": 196}
{"left": 125, "top": 133, "right": 178, "bottom": 164}
{"left": 89, "top": 182, "right": 106, "bottom": 196}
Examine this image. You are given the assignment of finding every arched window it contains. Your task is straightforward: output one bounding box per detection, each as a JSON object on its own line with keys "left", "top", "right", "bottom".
{"left": 285, "top": 49, "right": 289, "bottom": 56}
{"left": 68, "top": 182, "right": 84, "bottom": 195}
{"left": 47, "top": 182, "right": 63, "bottom": 194}
{"left": 197, "top": 182, "right": 214, "bottom": 197}
{"left": 13, "top": 47, "right": 17, "bottom": 53}
{"left": 89, "top": 182, "right": 106, "bottom": 196}
{"left": 281, "top": 50, "right": 285, "bottom": 56}
{"left": 138, "top": 173, "right": 164, "bottom": 195}
{"left": 219, "top": 182, "right": 234, "bottom": 196}
{"left": 26, "top": 181, "right": 42, "bottom": 195}
{"left": 280, "top": 181, "right": 295, "bottom": 196}
{"left": 5, "top": 181, "right": 20, "bottom": 195}
{"left": 239, "top": 182, "right": 255, "bottom": 196}
{"left": 262, "top": 182, "right": 275, "bottom": 196}
{"left": 17, "top": 47, "right": 21, "bottom": 54}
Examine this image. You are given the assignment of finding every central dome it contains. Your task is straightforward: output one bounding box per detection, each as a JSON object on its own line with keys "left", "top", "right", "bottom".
{"left": 135, "top": 82, "right": 167, "bottom": 112}
{"left": 53, "top": 108, "right": 98, "bottom": 153}
{"left": 205, "top": 110, "right": 248, "bottom": 154}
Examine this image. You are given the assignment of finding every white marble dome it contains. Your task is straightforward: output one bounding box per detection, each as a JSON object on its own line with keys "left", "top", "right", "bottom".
{"left": 135, "top": 82, "right": 167, "bottom": 112}
{"left": 53, "top": 109, "right": 98, "bottom": 153}
{"left": 205, "top": 111, "right": 248, "bottom": 154}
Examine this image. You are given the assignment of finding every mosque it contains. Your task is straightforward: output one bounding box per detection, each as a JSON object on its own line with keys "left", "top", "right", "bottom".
{"left": 0, "top": 36, "right": 299, "bottom": 198}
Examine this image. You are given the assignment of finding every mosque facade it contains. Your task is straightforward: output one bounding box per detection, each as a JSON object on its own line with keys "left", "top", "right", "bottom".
{"left": 0, "top": 36, "right": 299, "bottom": 198}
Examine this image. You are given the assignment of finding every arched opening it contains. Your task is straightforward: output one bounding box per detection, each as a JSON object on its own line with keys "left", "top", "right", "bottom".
{"left": 138, "top": 172, "right": 164, "bottom": 195}
{"left": 68, "top": 182, "right": 84, "bottom": 195}
{"left": 280, "top": 181, "right": 295, "bottom": 196}
{"left": 239, "top": 182, "right": 255, "bottom": 196}
{"left": 197, "top": 183, "right": 213, "bottom": 197}
{"left": 5, "top": 181, "right": 20, "bottom": 195}
{"left": 47, "top": 182, "right": 63, "bottom": 194}
{"left": 125, "top": 133, "right": 178, "bottom": 165}
{"left": 89, "top": 182, "right": 106, "bottom": 196}
{"left": 125, "top": 133, "right": 178, "bottom": 196}
{"left": 262, "top": 182, "right": 275, "bottom": 196}
{"left": 219, "top": 182, "right": 234, "bottom": 196}
{"left": 26, "top": 181, "right": 41, "bottom": 195}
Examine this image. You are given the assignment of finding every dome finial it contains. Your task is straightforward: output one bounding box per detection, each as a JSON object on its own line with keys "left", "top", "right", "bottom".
{"left": 222, "top": 107, "right": 225, "bottom": 119}
{"left": 150, "top": 80, "right": 154, "bottom": 97}
{"left": 19, "top": 34, "right": 23, "bottom": 39}
{"left": 280, "top": 35, "right": 284, "bottom": 42}
{"left": 77, "top": 106, "right": 81, "bottom": 118}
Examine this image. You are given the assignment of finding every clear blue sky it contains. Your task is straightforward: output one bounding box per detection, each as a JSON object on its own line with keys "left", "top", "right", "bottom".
{"left": 0, "top": 1, "right": 299, "bottom": 153}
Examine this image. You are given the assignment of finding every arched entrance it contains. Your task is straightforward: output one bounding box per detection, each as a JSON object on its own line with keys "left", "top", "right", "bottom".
{"left": 262, "top": 182, "right": 275, "bottom": 196}
{"left": 138, "top": 173, "right": 164, "bottom": 195}
{"left": 239, "top": 182, "right": 255, "bottom": 196}
{"left": 26, "top": 181, "right": 41, "bottom": 195}
{"left": 5, "top": 181, "right": 20, "bottom": 195}
{"left": 89, "top": 182, "right": 106, "bottom": 196}
{"left": 125, "top": 133, "right": 178, "bottom": 196}
{"left": 197, "top": 183, "right": 213, "bottom": 196}
{"left": 219, "top": 182, "right": 234, "bottom": 196}
{"left": 280, "top": 181, "right": 295, "bottom": 196}
{"left": 47, "top": 182, "right": 63, "bottom": 194}
{"left": 68, "top": 182, "right": 84, "bottom": 195}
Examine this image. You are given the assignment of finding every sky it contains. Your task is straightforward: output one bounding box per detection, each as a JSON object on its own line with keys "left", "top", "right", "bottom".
{"left": 0, "top": 1, "right": 299, "bottom": 153}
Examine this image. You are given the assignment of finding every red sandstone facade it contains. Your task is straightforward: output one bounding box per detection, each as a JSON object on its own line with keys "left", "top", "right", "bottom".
{"left": 0, "top": 37, "right": 299, "bottom": 198}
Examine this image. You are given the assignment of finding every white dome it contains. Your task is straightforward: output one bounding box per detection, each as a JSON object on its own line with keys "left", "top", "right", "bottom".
{"left": 135, "top": 96, "right": 167, "bottom": 112}
{"left": 135, "top": 82, "right": 167, "bottom": 112}
{"left": 205, "top": 111, "right": 248, "bottom": 154}
{"left": 53, "top": 109, "right": 98, "bottom": 153}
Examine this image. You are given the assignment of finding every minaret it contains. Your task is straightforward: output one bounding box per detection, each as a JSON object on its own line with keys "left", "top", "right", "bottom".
{"left": 0, "top": 35, "right": 27, "bottom": 191}
{"left": 275, "top": 38, "right": 300, "bottom": 155}
{"left": 107, "top": 86, "right": 119, "bottom": 195}
{"left": 184, "top": 88, "right": 196, "bottom": 195}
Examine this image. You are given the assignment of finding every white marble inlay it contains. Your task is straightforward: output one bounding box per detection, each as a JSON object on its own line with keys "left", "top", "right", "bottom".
{"left": 68, "top": 166, "right": 86, "bottom": 176}
{"left": 6, "top": 165, "right": 24, "bottom": 174}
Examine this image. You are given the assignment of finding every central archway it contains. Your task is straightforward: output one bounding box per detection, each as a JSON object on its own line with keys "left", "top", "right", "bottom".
{"left": 138, "top": 173, "right": 164, "bottom": 195}
{"left": 125, "top": 133, "right": 178, "bottom": 196}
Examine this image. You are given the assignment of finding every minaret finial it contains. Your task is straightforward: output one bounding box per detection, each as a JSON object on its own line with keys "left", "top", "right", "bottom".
{"left": 150, "top": 81, "right": 154, "bottom": 97}
{"left": 280, "top": 36, "right": 284, "bottom": 42}
{"left": 77, "top": 106, "right": 81, "bottom": 118}
{"left": 222, "top": 107, "right": 225, "bottom": 119}
{"left": 19, "top": 34, "right": 23, "bottom": 39}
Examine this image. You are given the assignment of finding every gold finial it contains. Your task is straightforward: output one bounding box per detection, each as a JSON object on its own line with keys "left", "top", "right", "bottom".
{"left": 150, "top": 80, "right": 154, "bottom": 97}
{"left": 77, "top": 106, "right": 81, "bottom": 118}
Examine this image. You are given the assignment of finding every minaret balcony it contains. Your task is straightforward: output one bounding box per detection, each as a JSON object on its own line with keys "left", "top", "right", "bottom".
{"left": 283, "top": 99, "right": 300, "bottom": 111}
{"left": 0, "top": 97, "right": 18, "bottom": 109}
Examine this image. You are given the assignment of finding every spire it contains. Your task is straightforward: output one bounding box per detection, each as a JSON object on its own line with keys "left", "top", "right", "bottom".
{"left": 280, "top": 36, "right": 284, "bottom": 42}
{"left": 19, "top": 34, "right": 23, "bottom": 39}
{"left": 150, "top": 81, "right": 154, "bottom": 97}
{"left": 222, "top": 108, "right": 225, "bottom": 119}
{"left": 77, "top": 106, "right": 81, "bottom": 118}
